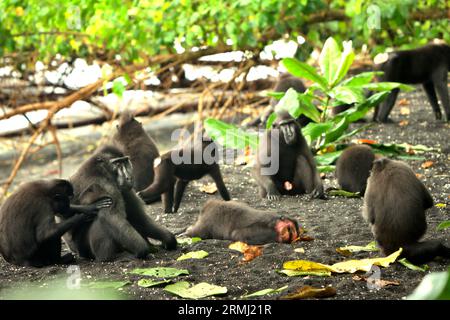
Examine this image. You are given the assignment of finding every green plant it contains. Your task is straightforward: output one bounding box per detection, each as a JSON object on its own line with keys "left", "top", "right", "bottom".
{"left": 204, "top": 37, "right": 414, "bottom": 169}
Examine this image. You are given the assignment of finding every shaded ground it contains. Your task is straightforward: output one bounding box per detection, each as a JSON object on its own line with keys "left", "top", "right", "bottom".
{"left": 0, "top": 87, "right": 449, "bottom": 300}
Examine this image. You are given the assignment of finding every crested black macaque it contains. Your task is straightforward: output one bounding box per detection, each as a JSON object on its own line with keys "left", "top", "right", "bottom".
{"left": 185, "top": 200, "right": 300, "bottom": 244}
{"left": 137, "top": 136, "right": 231, "bottom": 213}
{"left": 0, "top": 179, "right": 112, "bottom": 267}
{"left": 374, "top": 43, "right": 450, "bottom": 122}
{"left": 363, "top": 158, "right": 450, "bottom": 264}
{"left": 63, "top": 145, "right": 177, "bottom": 261}
{"left": 335, "top": 144, "right": 376, "bottom": 195}
{"left": 111, "top": 111, "right": 160, "bottom": 191}
{"left": 247, "top": 73, "right": 311, "bottom": 127}
{"left": 253, "top": 110, "right": 324, "bottom": 200}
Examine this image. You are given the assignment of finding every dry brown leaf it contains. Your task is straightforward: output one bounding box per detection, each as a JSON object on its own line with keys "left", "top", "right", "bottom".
{"left": 242, "top": 246, "right": 263, "bottom": 262}
{"left": 229, "top": 241, "right": 263, "bottom": 263}
{"left": 415, "top": 173, "right": 424, "bottom": 179}
{"left": 199, "top": 183, "right": 218, "bottom": 194}
{"left": 281, "top": 286, "right": 336, "bottom": 300}
{"left": 399, "top": 120, "right": 409, "bottom": 126}
{"left": 398, "top": 99, "right": 410, "bottom": 106}
{"left": 356, "top": 139, "right": 377, "bottom": 145}
{"left": 421, "top": 161, "right": 434, "bottom": 169}
{"left": 352, "top": 275, "right": 400, "bottom": 288}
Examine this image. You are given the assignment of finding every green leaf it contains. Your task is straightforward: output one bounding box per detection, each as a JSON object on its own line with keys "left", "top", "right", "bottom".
{"left": 266, "top": 112, "right": 277, "bottom": 129}
{"left": 137, "top": 279, "right": 172, "bottom": 288}
{"left": 298, "top": 94, "right": 321, "bottom": 123}
{"left": 277, "top": 269, "right": 332, "bottom": 277}
{"left": 274, "top": 88, "right": 300, "bottom": 118}
{"left": 164, "top": 281, "right": 227, "bottom": 299}
{"left": 328, "top": 189, "right": 361, "bottom": 198}
{"left": 282, "top": 58, "right": 328, "bottom": 90}
{"left": 407, "top": 270, "right": 450, "bottom": 300}
{"left": 314, "top": 151, "right": 343, "bottom": 166}
{"left": 112, "top": 79, "right": 126, "bottom": 98}
{"left": 177, "top": 237, "right": 202, "bottom": 246}
{"left": 362, "top": 82, "right": 415, "bottom": 92}
{"left": 338, "top": 241, "right": 379, "bottom": 253}
{"left": 302, "top": 122, "right": 333, "bottom": 144}
{"left": 317, "top": 165, "right": 335, "bottom": 173}
{"left": 177, "top": 250, "right": 209, "bottom": 261}
{"left": 319, "top": 37, "right": 341, "bottom": 84}
{"left": 242, "top": 286, "right": 288, "bottom": 298}
{"left": 329, "top": 86, "right": 365, "bottom": 104}
{"left": 86, "top": 281, "right": 131, "bottom": 289}
{"left": 204, "top": 118, "right": 259, "bottom": 150}
{"left": 129, "top": 267, "right": 189, "bottom": 278}
{"left": 333, "top": 91, "right": 390, "bottom": 123}
{"left": 331, "top": 41, "right": 354, "bottom": 86}
{"left": 325, "top": 117, "right": 349, "bottom": 145}
{"left": 398, "top": 258, "right": 429, "bottom": 272}
{"left": 332, "top": 124, "right": 374, "bottom": 145}
{"left": 340, "top": 71, "right": 383, "bottom": 87}
{"left": 437, "top": 221, "right": 450, "bottom": 231}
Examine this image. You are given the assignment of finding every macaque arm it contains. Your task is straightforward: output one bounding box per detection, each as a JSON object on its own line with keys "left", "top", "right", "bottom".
{"left": 36, "top": 215, "right": 85, "bottom": 243}
{"left": 138, "top": 161, "right": 173, "bottom": 199}
{"left": 209, "top": 165, "right": 231, "bottom": 201}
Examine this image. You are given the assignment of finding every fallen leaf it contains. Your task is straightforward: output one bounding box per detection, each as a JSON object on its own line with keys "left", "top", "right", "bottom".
{"left": 398, "top": 258, "right": 429, "bottom": 272}
{"left": 336, "top": 241, "right": 379, "bottom": 256}
{"left": 277, "top": 269, "right": 332, "bottom": 277}
{"left": 129, "top": 267, "right": 189, "bottom": 278}
{"left": 400, "top": 106, "right": 410, "bottom": 114}
{"left": 296, "top": 235, "right": 315, "bottom": 242}
{"left": 229, "top": 242, "right": 263, "bottom": 262}
{"left": 435, "top": 203, "right": 447, "bottom": 209}
{"left": 399, "top": 120, "right": 409, "bottom": 126}
{"left": 177, "top": 250, "right": 209, "bottom": 261}
{"left": 421, "top": 161, "right": 434, "bottom": 169}
{"left": 398, "top": 99, "right": 410, "bottom": 106}
{"left": 328, "top": 189, "right": 361, "bottom": 198}
{"left": 352, "top": 275, "right": 400, "bottom": 288}
{"left": 294, "top": 248, "right": 305, "bottom": 254}
{"left": 176, "top": 237, "right": 202, "bottom": 246}
{"left": 199, "top": 183, "right": 217, "bottom": 194}
{"left": 164, "top": 281, "right": 227, "bottom": 299}
{"left": 356, "top": 139, "right": 377, "bottom": 145}
{"left": 282, "top": 248, "right": 402, "bottom": 275}
{"left": 415, "top": 173, "right": 424, "bottom": 179}
{"left": 137, "top": 279, "right": 171, "bottom": 288}
{"left": 281, "top": 286, "right": 336, "bottom": 299}
{"left": 437, "top": 221, "right": 450, "bottom": 231}
{"left": 242, "top": 286, "right": 288, "bottom": 298}
{"left": 330, "top": 248, "right": 402, "bottom": 273}
{"left": 242, "top": 245, "right": 263, "bottom": 262}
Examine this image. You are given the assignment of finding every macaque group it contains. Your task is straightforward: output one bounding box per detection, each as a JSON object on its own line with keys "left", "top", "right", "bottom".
{"left": 1, "top": 42, "right": 449, "bottom": 270}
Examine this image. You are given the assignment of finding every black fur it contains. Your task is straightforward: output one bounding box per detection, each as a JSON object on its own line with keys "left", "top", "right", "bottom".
{"left": 137, "top": 137, "right": 230, "bottom": 213}
{"left": 186, "top": 199, "right": 299, "bottom": 244}
{"left": 335, "top": 144, "right": 376, "bottom": 195}
{"left": 253, "top": 110, "right": 324, "bottom": 200}
{"left": 62, "top": 145, "right": 176, "bottom": 262}
{"left": 374, "top": 43, "right": 450, "bottom": 122}
{"left": 363, "top": 158, "right": 450, "bottom": 264}
{"left": 0, "top": 179, "right": 110, "bottom": 267}
{"left": 112, "top": 111, "right": 160, "bottom": 191}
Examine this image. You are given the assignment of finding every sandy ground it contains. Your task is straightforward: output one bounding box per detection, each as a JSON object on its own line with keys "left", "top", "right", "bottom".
{"left": 0, "top": 87, "right": 449, "bottom": 300}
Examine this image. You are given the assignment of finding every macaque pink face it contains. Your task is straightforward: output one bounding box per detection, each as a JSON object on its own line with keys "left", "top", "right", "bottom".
{"left": 274, "top": 219, "right": 299, "bottom": 243}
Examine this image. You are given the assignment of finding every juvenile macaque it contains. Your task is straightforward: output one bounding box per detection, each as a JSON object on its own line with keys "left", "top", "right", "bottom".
{"left": 185, "top": 200, "right": 300, "bottom": 244}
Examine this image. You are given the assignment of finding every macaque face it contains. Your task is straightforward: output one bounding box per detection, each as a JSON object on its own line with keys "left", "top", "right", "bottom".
{"left": 274, "top": 219, "right": 299, "bottom": 243}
